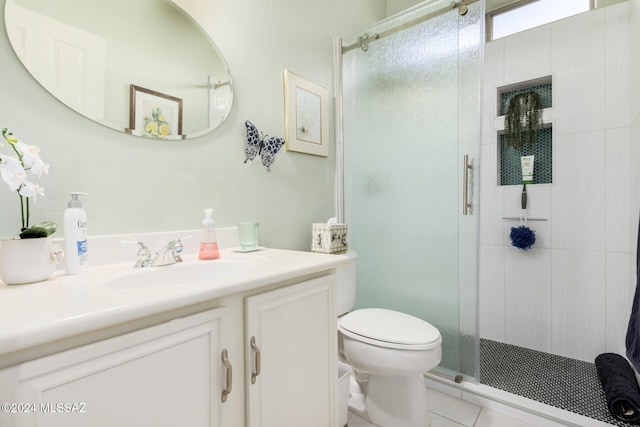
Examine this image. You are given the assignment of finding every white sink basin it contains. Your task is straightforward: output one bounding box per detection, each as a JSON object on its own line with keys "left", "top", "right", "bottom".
{"left": 103, "top": 259, "right": 257, "bottom": 289}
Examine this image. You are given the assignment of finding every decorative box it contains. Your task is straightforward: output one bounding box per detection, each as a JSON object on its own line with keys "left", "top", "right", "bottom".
{"left": 311, "top": 223, "right": 348, "bottom": 254}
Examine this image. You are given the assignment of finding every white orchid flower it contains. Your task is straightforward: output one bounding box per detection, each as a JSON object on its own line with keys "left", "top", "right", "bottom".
{"left": 0, "top": 155, "right": 28, "bottom": 192}
{"left": 1, "top": 128, "right": 52, "bottom": 233}
{"left": 11, "top": 139, "right": 49, "bottom": 177}
{"left": 19, "top": 180, "right": 45, "bottom": 200}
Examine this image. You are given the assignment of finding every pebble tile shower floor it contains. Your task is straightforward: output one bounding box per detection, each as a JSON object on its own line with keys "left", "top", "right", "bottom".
{"left": 479, "top": 338, "right": 635, "bottom": 426}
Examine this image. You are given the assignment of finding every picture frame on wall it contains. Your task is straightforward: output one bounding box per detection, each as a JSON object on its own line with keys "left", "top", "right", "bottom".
{"left": 284, "top": 70, "right": 329, "bottom": 157}
{"left": 128, "top": 84, "right": 183, "bottom": 140}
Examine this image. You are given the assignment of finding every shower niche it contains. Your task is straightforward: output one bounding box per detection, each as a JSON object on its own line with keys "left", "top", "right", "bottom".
{"left": 496, "top": 76, "right": 553, "bottom": 186}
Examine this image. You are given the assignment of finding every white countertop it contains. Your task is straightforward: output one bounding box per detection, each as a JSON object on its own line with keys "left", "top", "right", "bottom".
{"left": 0, "top": 229, "right": 349, "bottom": 364}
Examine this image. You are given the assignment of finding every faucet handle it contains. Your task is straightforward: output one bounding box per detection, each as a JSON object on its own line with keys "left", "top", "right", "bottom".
{"left": 171, "top": 239, "right": 184, "bottom": 262}
{"left": 121, "top": 240, "right": 152, "bottom": 268}
{"left": 171, "top": 236, "right": 192, "bottom": 262}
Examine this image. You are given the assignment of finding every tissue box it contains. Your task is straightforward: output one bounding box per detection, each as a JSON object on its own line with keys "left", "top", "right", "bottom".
{"left": 311, "top": 223, "right": 348, "bottom": 254}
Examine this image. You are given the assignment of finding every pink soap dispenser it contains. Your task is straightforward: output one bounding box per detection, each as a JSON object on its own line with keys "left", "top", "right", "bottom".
{"left": 199, "top": 208, "right": 220, "bottom": 260}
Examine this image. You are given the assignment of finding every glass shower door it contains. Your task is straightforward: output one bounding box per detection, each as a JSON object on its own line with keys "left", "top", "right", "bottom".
{"left": 341, "top": 0, "right": 482, "bottom": 379}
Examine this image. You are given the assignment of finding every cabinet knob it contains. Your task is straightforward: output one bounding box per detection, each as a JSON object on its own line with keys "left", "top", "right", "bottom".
{"left": 250, "top": 336, "right": 261, "bottom": 384}
{"left": 221, "top": 349, "right": 232, "bottom": 403}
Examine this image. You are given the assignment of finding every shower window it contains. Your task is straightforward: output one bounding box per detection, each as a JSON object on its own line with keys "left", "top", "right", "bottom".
{"left": 487, "top": 0, "right": 590, "bottom": 41}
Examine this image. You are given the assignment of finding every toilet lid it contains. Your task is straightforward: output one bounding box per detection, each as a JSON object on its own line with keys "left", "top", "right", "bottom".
{"left": 338, "top": 308, "right": 441, "bottom": 350}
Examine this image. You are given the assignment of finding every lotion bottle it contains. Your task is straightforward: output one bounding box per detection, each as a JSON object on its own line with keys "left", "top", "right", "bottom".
{"left": 199, "top": 208, "right": 220, "bottom": 260}
{"left": 64, "top": 192, "right": 89, "bottom": 274}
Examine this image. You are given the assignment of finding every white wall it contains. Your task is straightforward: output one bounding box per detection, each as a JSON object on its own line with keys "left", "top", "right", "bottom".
{"left": 386, "top": 0, "right": 422, "bottom": 16}
{"left": 0, "top": 0, "right": 385, "bottom": 249}
{"left": 479, "top": 2, "right": 638, "bottom": 362}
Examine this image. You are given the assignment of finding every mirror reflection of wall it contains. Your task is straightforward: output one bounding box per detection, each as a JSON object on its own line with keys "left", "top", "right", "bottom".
{"left": 5, "top": 0, "right": 233, "bottom": 139}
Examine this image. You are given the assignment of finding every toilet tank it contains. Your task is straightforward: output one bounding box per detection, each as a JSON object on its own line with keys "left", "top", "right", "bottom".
{"left": 336, "top": 251, "right": 357, "bottom": 316}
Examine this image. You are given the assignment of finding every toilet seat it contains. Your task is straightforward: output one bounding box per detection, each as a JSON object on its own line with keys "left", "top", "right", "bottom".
{"left": 338, "top": 308, "right": 442, "bottom": 350}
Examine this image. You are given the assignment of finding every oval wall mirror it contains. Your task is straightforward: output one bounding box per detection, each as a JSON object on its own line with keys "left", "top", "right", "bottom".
{"left": 4, "top": 0, "right": 233, "bottom": 140}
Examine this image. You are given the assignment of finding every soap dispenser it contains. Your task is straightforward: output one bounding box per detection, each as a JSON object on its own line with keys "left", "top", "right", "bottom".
{"left": 199, "top": 208, "right": 220, "bottom": 260}
{"left": 64, "top": 192, "right": 88, "bottom": 274}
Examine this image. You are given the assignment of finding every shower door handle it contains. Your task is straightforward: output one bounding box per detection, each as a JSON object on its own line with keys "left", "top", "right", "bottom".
{"left": 463, "top": 155, "right": 473, "bottom": 215}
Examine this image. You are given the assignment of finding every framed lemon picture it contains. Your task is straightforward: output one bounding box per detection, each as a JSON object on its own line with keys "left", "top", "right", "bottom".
{"left": 128, "top": 84, "right": 183, "bottom": 140}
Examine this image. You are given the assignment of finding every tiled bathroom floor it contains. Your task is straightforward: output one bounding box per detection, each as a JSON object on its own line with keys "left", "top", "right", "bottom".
{"left": 346, "top": 387, "right": 537, "bottom": 427}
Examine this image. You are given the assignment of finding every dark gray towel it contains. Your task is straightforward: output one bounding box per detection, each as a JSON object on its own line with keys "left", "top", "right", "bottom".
{"left": 626, "top": 215, "right": 640, "bottom": 372}
{"left": 595, "top": 353, "right": 640, "bottom": 424}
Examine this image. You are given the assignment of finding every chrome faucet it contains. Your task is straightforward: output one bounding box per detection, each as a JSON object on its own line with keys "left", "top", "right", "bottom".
{"left": 149, "top": 238, "right": 184, "bottom": 267}
{"left": 126, "top": 238, "right": 187, "bottom": 268}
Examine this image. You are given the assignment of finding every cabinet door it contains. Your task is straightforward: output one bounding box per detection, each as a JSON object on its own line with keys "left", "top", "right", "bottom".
{"left": 245, "top": 275, "right": 337, "bottom": 427}
{"left": 0, "top": 308, "right": 232, "bottom": 427}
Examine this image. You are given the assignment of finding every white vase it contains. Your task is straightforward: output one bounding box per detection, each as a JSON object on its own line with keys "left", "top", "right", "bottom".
{"left": 0, "top": 237, "right": 58, "bottom": 285}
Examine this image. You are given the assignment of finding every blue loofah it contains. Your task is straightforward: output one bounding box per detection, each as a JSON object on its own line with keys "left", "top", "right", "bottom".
{"left": 510, "top": 225, "right": 536, "bottom": 250}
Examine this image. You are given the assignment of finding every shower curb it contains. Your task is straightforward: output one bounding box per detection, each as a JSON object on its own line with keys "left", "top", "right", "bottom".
{"left": 425, "top": 373, "right": 615, "bottom": 427}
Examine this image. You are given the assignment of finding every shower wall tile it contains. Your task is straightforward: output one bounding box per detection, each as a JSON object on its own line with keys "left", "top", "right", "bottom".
{"left": 483, "top": 39, "right": 504, "bottom": 141}
{"left": 606, "top": 252, "right": 632, "bottom": 357}
{"left": 551, "top": 249, "right": 606, "bottom": 362}
{"left": 630, "top": 1, "right": 640, "bottom": 258}
{"left": 551, "top": 131, "right": 606, "bottom": 252}
{"left": 482, "top": 101, "right": 497, "bottom": 149}
{"left": 484, "top": 40, "right": 504, "bottom": 88}
{"left": 605, "top": 128, "right": 631, "bottom": 253}
{"left": 631, "top": 0, "right": 640, "bottom": 121}
{"left": 479, "top": 244, "right": 505, "bottom": 342}
{"left": 604, "top": 2, "right": 630, "bottom": 129}
{"left": 504, "top": 247, "right": 551, "bottom": 353}
{"left": 550, "top": 10, "right": 605, "bottom": 135}
{"left": 503, "top": 25, "right": 551, "bottom": 84}
{"left": 479, "top": 143, "right": 504, "bottom": 246}
{"left": 631, "top": 121, "right": 640, "bottom": 255}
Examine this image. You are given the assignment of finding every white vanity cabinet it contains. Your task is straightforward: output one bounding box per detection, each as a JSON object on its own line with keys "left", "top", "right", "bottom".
{"left": 0, "top": 272, "right": 337, "bottom": 427}
{"left": 245, "top": 275, "right": 337, "bottom": 427}
{"left": 0, "top": 306, "right": 236, "bottom": 427}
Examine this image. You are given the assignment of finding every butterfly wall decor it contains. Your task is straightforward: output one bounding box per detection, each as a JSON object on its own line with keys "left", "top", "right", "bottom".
{"left": 244, "top": 120, "right": 285, "bottom": 172}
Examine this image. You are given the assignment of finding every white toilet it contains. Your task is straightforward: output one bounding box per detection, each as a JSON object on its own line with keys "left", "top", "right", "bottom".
{"left": 336, "top": 253, "right": 442, "bottom": 427}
